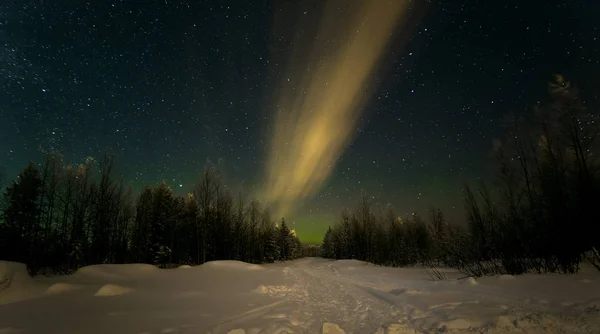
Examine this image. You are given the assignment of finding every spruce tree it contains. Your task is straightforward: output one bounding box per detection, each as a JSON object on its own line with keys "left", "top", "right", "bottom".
{"left": 321, "top": 226, "right": 333, "bottom": 258}
{"left": 151, "top": 182, "right": 174, "bottom": 265}
{"left": 263, "top": 225, "right": 279, "bottom": 263}
{"left": 277, "top": 218, "right": 292, "bottom": 261}
{"left": 1, "top": 163, "right": 42, "bottom": 270}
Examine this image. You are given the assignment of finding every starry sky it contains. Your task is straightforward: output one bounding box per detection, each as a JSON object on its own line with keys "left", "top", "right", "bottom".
{"left": 1, "top": 0, "right": 599, "bottom": 243}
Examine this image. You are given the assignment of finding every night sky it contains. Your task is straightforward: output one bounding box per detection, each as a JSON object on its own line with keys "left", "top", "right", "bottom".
{"left": 1, "top": 1, "right": 599, "bottom": 243}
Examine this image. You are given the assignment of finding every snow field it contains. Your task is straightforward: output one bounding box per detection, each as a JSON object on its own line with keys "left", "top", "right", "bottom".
{"left": 0, "top": 258, "right": 599, "bottom": 333}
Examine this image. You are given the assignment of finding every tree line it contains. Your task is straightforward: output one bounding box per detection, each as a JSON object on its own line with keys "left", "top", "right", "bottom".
{"left": 0, "top": 156, "right": 303, "bottom": 274}
{"left": 322, "top": 75, "right": 600, "bottom": 277}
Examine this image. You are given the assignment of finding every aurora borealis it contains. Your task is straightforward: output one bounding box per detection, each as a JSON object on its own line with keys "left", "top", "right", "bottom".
{"left": 1, "top": 0, "right": 599, "bottom": 243}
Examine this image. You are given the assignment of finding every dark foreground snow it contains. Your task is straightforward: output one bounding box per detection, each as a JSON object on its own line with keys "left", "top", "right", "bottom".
{"left": 1, "top": 258, "right": 600, "bottom": 333}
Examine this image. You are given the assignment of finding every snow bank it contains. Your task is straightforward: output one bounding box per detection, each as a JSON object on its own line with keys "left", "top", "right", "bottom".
{"left": 201, "top": 260, "right": 264, "bottom": 271}
{"left": 0, "top": 261, "right": 44, "bottom": 305}
{"left": 0, "top": 262, "right": 34, "bottom": 293}
{"left": 75, "top": 263, "right": 158, "bottom": 281}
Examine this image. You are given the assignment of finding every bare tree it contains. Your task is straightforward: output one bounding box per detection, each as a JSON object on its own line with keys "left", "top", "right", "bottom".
{"left": 233, "top": 192, "right": 247, "bottom": 261}
{"left": 90, "top": 153, "right": 117, "bottom": 264}
{"left": 193, "top": 163, "right": 221, "bottom": 263}
{"left": 59, "top": 165, "right": 75, "bottom": 245}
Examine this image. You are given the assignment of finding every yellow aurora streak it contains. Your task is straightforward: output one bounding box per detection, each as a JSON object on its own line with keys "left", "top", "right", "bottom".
{"left": 262, "top": 0, "right": 412, "bottom": 219}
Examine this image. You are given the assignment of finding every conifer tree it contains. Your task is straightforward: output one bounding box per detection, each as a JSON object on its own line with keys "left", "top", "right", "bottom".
{"left": 1, "top": 163, "right": 42, "bottom": 271}
{"left": 277, "top": 218, "right": 292, "bottom": 261}
{"left": 321, "top": 226, "right": 333, "bottom": 258}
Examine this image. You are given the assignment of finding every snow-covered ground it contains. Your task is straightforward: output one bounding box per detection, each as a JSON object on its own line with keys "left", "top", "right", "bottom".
{"left": 1, "top": 258, "right": 599, "bottom": 333}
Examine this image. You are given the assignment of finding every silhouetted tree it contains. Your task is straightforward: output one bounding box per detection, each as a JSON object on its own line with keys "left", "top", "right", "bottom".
{"left": 277, "top": 218, "right": 292, "bottom": 261}
{"left": 131, "top": 187, "right": 153, "bottom": 263}
{"left": 321, "top": 226, "right": 334, "bottom": 259}
{"left": 1, "top": 163, "right": 42, "bottom": 272}
{"left": 0, "top": 155, "right": 304, "bottom": 273}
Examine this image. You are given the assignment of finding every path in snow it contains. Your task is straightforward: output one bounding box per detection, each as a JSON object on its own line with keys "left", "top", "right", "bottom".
{"left": 213, "top": 259, "right": 398, "bottom": 333}
{"left": 214, "top": 258, "right": 600, "bottom": 333}
{"left": 1, "top": 258, "right": 600, "bottom": 333}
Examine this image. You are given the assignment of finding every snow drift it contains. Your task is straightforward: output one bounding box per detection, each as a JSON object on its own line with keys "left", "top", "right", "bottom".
{"left": 45, "top": 282, "right": 81, "bottom": 295}
{"left": 94, "top": 284, "right": 133, "bottom": 297}
{"left": 0, "top": 261, "right": 34, "bottom": 293}
{"left": 0, "top": 261, "right": 44, "bottom": 305}
{"left": 74, "top": 263, "right": 158, "bottom": 281}
{"left": 201, "top": 260, "right": 265, "bottom": 271}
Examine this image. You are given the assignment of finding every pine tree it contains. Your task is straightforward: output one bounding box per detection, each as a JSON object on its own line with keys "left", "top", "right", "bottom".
{"left": 429, "top": 208, "right": 448, "bottom": 264}
{"left": 277, "top": 218, "right": 292, "bottom": 261}
{"left": 291, "top": 233, "right": 302, "bottom": 259}
{"left": 339, "top": 211, "right": 352, "bottom": 259}
{"left": 321, "top": 226, "right": 333, "bottom": 258}
{"left": 151, "top": 182, "right": 174, "bottom": 265}
{"left": 168, "top": 196, "right": 185, "bottom": 263}
{"left": 263, "top": 225, "right": 279, "bottom": 263}
{"left": 1, "top": 163, "right": 42, "bottom": 271}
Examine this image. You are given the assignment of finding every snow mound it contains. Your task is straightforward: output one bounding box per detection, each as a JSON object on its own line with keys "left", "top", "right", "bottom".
{"left": 45, "top": 283, "right": 81, "bottom": 295}
{"left": 226, "top": 329, "right": 245, "bottom": 334}
{"left": 0, "top": 261, "right": 41, "bottom": 304}
{"left": 178, "top": 265, "right": 192, "bottom": 269}
{"left": 254, "top": 285, "right": 269, "bottom": 294}
{"left": 94, "top": 284, "right": 133, "bottom": 297}
{"left": 202, "top": 261, "right": 264, "bottom": 271}
{"left": 462, "top": 277, "right": 478, "bottom": 285}
{"left": 76, "top": 263, "right": 158, "bottom": 280}
{"left": 0, "top": 262, "right": 34, "bottom": 292}
{"left": 322, "top": 323, "right": 345, "bottom": 334}
{"left": 498, "top": 274, "right": 516, "bottom": 280}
